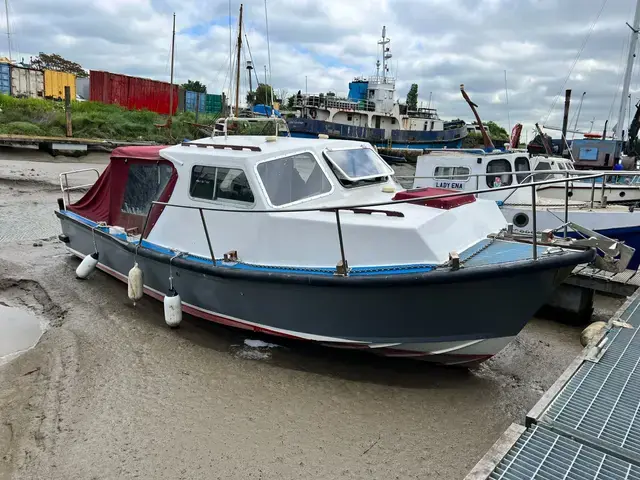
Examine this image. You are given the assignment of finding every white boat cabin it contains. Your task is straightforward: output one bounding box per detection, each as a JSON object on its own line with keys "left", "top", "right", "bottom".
{"left": 414, "top": 149, "right": 576, "bottom": 204}
{"left": 68, "top": 136, "right": 507, "bottom": 270}
{"left": 153, "top": 137, "right": 507, "bottom": 268}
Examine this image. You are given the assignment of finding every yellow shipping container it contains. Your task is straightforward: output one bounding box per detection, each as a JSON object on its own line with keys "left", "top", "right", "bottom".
{"left": 43, "top": 70, "right": 76, "bottom": 100}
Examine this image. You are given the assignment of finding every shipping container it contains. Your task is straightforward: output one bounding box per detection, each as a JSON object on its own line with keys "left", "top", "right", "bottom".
{"left": 44, "top": 70, "right": 76, "bottom": 100}
{"left": 76, "top": 76, "right": 90, "bottom": 100}
{"left": 185, "top": 90, "right": 206, "bottom": 113}
{"left": 0, "top": 63, "right": 10, "bottom": 95}
{"left": 205, "top": 93, "right": 223, "bottom": 114}
{"left": 10, "top": 66, "right": 44, "bottom": 98}
{"left": 177, "top": 87, "right": 185, "bottom": 113}
{"left": 89, "top": 70, "right": 178, "bottom": 115}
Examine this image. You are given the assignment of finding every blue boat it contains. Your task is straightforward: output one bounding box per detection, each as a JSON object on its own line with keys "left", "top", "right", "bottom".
{"left": 287, "top": 27, "right": 468, "bottom": 150}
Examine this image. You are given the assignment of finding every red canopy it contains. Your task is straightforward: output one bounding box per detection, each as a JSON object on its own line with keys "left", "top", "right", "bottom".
{"left": 68, "top": 145, "right": 177, "bottom": 236}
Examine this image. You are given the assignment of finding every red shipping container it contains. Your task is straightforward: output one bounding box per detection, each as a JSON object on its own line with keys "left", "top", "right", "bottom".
{"left": 89, "top": 70, "right": 178, "bottom": 115}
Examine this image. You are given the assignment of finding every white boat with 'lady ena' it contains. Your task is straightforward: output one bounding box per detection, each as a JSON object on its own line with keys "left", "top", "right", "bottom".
{"left": 413, "top": 148, "right": 640, "bottom": 269}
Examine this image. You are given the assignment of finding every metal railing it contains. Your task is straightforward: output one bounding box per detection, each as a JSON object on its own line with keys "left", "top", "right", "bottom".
{"left": 397, "top": 168, "right": 640, "bottom": 238}
{"left": 215, "top": 116, "right": 291, "bottom": 139}
{"left": 134, "top": 172, "right": 606, "bottom": 276}
{"left": 59, "top": 168, "right": 101, "bottom": 208}
{"left": 295, "top": 95, "right": 376, "bottom": 113}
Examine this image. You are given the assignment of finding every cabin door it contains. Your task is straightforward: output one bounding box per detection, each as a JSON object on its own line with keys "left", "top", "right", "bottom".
{"left": 375, "top": 116, "right": 381, "bottom": 129}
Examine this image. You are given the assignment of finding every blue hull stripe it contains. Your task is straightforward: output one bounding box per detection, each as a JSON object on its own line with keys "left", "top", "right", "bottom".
{"left": 59, "top": 211, "right": 553, "bottom": 276}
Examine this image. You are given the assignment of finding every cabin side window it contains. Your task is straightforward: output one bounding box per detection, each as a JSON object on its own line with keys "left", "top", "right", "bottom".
{"left": 122, "top": 163, "right": 174, "bottom": 216}
{"left": 534, "top": 161, "right": 552, "bottom": 182}
{"left": 514, "top": 157, "right": 531, "bottom": 184}
{"left": 434, "top": 166, "right": 470, "bottom": 181}
{"left": 190, "top": 166, "right": 254, "bottom": 204}
{"left": 257, "top": 152, "right": 332, "bottom": 206}
{"left": 486, "top": 159, "right": 513, "bottom": 188}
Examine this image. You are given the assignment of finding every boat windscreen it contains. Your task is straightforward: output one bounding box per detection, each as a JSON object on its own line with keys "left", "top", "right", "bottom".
{"left": 324, "top": 147, "right": 394, "bottom": 182}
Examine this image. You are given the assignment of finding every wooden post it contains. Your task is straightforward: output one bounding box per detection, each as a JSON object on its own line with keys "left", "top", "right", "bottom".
{"left": 195, "top": 92, "right": 200, "bottom": 123}
{"left": 168, "top": 13, "right": 176, "bottom": 128}
{"left": 64, "top": 86, "right": 72, "bottom": 137}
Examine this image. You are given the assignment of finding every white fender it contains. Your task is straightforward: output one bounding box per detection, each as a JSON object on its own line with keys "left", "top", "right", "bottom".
{"left": 76, "top": 252, "right": 99, "bottom": 279}
{"left": 164, "top": 290, "right": 182, "bottom": 328}
{"left": 127, "top": 263, "right": 144, "bottom": 303}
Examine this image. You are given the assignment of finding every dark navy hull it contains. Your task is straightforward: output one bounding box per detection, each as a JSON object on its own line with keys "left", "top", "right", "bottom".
{"left": 288, "top": 118, "right": 467, "bottom": 150}
{"left": 56, "top": 211, "right": 592, "bottom": 365}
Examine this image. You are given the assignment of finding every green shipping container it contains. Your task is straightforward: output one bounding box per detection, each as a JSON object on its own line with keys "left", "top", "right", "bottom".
{"left": 205, "top": 93, "right": 223, "bottom": 114}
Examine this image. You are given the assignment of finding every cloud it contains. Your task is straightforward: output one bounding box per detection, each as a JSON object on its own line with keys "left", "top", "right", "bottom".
{"left": 5, "top": 0, "right": 640, "bottom": 136}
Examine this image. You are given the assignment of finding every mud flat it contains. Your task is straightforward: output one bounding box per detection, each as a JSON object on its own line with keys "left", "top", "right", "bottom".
{"left": 0, "top": 149, "right": 624, "bottom": 480}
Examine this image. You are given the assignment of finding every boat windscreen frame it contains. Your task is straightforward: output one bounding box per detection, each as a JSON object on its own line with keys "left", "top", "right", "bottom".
{"left": 323, "top": 146, "right": 395, "bottom": 182}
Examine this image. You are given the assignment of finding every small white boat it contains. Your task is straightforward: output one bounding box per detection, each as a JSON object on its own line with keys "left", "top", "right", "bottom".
{"left": 413, "top": 149, "right": 640, "bottom": 268}
{"left": 56, "top": 121, "right": 599, "bottom": 366}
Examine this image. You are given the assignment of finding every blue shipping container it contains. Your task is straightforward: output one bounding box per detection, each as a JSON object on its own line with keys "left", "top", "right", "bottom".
{"left": 348, "top": 80, "right": 368, "bottom": 101}
{"left": 0, "top": 63, "right": 10, "bottom": 95}
{"left": 185, "top": 90, "right": 206, "bottom": 113}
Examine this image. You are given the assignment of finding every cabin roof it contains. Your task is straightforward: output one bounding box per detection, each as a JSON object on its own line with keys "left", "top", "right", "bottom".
{"left": 165, "top": 135, "right": 366, "bottom": 157}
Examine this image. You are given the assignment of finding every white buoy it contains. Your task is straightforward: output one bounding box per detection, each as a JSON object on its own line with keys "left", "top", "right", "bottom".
{"left": 76, "top": 252, "right": 99, "bottom": 279}
{"left": 127, "top": 262, "right": 144, "bottom": 304}
{"left": 164, "top": 290, "right": 182, "bottom": 328}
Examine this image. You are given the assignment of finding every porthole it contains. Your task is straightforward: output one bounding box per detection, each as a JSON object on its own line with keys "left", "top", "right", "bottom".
{"left": 620, "top": 191, "right": 626, "bottom": 198}
{"left": 513, "top": 212, "right": 529, "bottom": 228}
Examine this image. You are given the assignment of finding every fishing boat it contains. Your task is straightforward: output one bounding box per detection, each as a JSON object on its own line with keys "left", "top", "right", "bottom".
{"left": 287, "top": 27, "right": 467, "bottom": 150}
{"left": 55, "top": 118, "right": 606, "bottom": 366}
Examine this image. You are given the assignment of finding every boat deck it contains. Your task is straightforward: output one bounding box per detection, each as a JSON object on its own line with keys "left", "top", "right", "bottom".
{"left": 465, "top": 291, "right": 640, "bottom": 479}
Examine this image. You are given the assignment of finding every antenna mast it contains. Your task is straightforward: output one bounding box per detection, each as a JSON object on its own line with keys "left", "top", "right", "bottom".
{"left": 616, "top": 0, "right": 640, "bottom": 140}
{"left": 4, "top": 0, "right": 10, "bottom": 61}
{"left": 378, "top": 26, "right": 391, "bottom": 80}
{"left": 234, "top": 4, "right": 243, "bottom": 117}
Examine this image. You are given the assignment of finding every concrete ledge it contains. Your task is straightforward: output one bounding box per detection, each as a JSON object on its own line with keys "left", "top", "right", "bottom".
{"left": 463, "top": 423, "right": 526, "bottom": 480}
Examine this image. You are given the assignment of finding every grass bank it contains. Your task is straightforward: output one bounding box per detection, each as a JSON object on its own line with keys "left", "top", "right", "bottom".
{"left": 0, "top": 95, "right": 221, "bottom": 142}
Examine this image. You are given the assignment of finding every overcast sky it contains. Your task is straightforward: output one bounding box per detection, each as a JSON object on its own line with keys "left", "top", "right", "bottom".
{"left": 5, "top": 0, "right": 640, "bottom": 139}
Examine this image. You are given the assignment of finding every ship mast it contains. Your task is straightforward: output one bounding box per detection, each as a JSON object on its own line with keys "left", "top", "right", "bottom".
{"left": 378, "top": 26, "right": 391, "bottom": 80}
{"left": 234, "top": 4, "right": 243, "bottom": 117}
{"left": 616, "top": 0, "right": 640, "bottom": 140}
{"left": 4, "top": 0, "right": 11, "bottom": 61}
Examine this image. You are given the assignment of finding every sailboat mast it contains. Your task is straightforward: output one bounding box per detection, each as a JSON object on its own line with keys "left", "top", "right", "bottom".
{"left": 169, "top": 13, "right": 176, "bottom": 122}
{"left": 4, "top": 0, "right": 10, "bottom": 61}
{"left": 234, "top": 4, "right": 243, "bottom": 117}
{"left": 616, "top": 0, "right": 640, "bottom": 140}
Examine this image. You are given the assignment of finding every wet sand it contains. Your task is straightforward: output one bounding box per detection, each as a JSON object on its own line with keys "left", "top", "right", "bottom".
{"left": 0, "top": 149, "right": 624, "bottom": 479}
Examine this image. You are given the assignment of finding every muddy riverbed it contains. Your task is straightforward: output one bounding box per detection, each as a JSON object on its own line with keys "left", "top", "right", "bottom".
{"left": 0, "top": 149, "right": 624, "bottom": 479}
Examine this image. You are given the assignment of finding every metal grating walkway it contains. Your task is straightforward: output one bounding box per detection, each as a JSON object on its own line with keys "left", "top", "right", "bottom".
{"left": 539, "top": 295, "right": 640, "bottom": 464}
{"left": 466, "top": 292, "right": 640, "bottom": 479}
{"left": 489, "top": 425, "right": 640, "bottom": 480}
